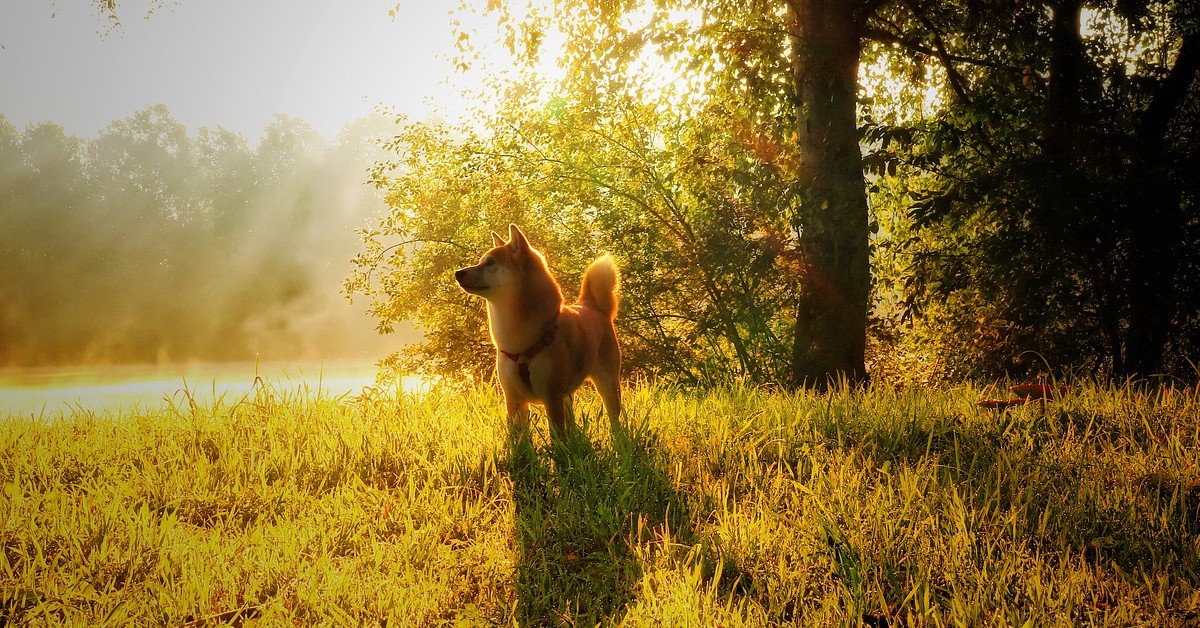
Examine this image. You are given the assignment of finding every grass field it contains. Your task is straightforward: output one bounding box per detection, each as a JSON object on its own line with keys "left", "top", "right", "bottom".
{"left": 2, "top": 379, "right": 1198, "bottom": 625}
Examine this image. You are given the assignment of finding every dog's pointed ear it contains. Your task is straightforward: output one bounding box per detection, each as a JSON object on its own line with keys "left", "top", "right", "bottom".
{"left": 508, "top": 224, "right": 529, "bottom": 251}
{"left": 491, "top": 231, "right": 506, "bottom": 248}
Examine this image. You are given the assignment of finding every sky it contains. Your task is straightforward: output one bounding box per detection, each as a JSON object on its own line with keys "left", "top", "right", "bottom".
{"left": 0, "top": 0, "right": 479, "bottom": 140}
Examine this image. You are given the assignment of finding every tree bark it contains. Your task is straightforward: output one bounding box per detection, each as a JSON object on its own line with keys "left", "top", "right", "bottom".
{"left": 786, "top": 0, "right": 871, "bottom": 388}
{"left": 1046, "top": 0, "right": 1087, "bottom": 158}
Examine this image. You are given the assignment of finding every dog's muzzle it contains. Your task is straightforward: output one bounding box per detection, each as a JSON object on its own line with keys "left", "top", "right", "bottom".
{"left": 455, "top": 268, "right": 487, "bottom": 293}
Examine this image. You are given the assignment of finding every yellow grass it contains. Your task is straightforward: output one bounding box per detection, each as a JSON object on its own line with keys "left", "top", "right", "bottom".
{"left": 2, "top": 379, "right": 1198, "bottom": 625}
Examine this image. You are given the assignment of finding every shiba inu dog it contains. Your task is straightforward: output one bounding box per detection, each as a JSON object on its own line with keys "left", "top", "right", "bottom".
{"left": 455, "top": 224, "right": 621, "bottom": 440}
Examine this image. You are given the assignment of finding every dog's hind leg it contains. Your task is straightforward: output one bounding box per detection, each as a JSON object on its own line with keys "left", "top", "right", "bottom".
{"left": 592, "top": 371, "right": 622, "bottom": 437}
{"left": 545, "top": 396, "right": 575, "bottom": 444}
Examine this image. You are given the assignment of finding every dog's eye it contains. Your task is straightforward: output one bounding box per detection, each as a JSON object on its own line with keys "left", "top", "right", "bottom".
{"left": 485, "top": 258, "right": 495, "bottom": 267}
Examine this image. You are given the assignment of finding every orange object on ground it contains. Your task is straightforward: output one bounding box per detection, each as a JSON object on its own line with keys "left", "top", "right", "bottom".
{"left": 1009, "top": 384, "right": 1068, "bottom": 399}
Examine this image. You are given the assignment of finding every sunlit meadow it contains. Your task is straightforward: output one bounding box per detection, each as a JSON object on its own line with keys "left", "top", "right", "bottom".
{"left": 2, "top": 379, "right": 1198, "bottom": 625}
{"left": 3, "top": 2, "right": 1199, "bottom": 626}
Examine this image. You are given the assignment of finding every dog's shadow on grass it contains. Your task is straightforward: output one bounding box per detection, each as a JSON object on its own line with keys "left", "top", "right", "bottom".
{"left": 504, "top": 414, "right": 688, "bottom": 625}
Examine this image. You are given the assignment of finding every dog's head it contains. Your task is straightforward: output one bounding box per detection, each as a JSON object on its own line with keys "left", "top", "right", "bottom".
{"left": 454, "top": 224, "right": 533, "bottom": 299}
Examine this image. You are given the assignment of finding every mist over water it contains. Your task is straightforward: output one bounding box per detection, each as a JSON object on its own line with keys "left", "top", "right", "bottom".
{"left": 0, "top": 361, "right": 419, "bottom": 417}
{"left": 0, "top": 107, "right": 416, "bottom": 373}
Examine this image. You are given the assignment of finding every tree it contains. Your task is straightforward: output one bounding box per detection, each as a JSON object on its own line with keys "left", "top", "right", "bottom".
{"left": 867, "top": 1, "right": 1200, "bottom": 379}
{"left": 786, "top": 0, "right": 875, "bottom": 386}
{"left": 468, "top": 0, "right": 964, "bottom": 387}
{"left": 349, "top": 1, "right": 888, "bottom": 387}
{"left": 346, "top": 18, "right": 813, "bottom": 384}
{"left": 533, "top": 0, "right": 880, "bottom": 387}
{"left": 0, "top": 119, "right": 88, "bottom": 363}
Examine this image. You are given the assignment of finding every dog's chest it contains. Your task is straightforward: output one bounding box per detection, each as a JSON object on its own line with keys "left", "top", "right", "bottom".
{"left": 498, "top": 357, "right": 540, "bottom": 399}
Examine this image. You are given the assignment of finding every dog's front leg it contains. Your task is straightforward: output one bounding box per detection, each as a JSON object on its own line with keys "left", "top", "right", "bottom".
{"left": 505, "top": 397, "right": 531, "bottom": 439}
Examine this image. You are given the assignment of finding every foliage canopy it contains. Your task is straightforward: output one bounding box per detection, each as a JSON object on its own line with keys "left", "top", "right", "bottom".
{"left": 348, "top": 0, "right": 1200, "bottom": 384}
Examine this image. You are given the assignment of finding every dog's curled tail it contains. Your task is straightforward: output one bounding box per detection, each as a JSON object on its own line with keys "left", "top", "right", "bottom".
{"left": 579, "top": 254, "right": 619, "bottom": 321}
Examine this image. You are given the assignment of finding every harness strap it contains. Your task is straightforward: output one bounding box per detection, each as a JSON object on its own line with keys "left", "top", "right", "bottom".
{"left": 500, "top": 322, "right": 557, "bottom": 389}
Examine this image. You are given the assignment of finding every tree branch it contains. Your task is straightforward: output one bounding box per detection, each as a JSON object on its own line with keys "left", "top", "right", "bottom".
{"left": 1139, "top": 30, "right": 1200, "bottom": 155}
{"left": 861, "top": 24, "right": 1011, "bottom": 72}
{"left": 898, "top": 0, "right": 973, "bottom": 105}
{"left": 854, "top": 0, "right": 892, "bottom": 28}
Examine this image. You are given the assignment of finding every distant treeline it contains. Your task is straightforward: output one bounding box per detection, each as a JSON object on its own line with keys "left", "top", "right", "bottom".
{"left": 0, "top": 106, "right": 393, "bottom": 367}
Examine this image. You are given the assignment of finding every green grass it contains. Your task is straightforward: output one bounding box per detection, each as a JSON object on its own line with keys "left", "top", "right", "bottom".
{"left": 2, "top": 380, "right": 1199, "bottom": 625}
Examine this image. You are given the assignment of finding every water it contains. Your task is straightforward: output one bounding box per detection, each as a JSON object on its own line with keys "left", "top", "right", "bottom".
{"left": 0, "top": 361, "right": 424, "bottom": 418}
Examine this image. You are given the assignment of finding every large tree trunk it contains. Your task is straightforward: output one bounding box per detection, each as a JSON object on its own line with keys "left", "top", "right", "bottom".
{"left": 786, "top": 0, "right": 871, "bottom": 388}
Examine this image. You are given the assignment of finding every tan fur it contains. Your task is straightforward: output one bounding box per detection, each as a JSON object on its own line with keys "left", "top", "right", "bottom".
{"left": 455, "top": 224, "right": 622, "bottom": 440}
{"left": 579, "top": 254, "right": 618, "bottom": 321}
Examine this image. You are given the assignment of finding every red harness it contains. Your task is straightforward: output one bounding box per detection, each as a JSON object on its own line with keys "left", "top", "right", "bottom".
{"left": 499, "top": 322, "right": 557, "bottom": 390}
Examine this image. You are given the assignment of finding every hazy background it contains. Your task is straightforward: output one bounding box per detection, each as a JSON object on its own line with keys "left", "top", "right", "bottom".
{"left": 0, "top": 107, "right": 402, "bottom": 367}
{"left": 0, "top": 1, "right": 472, "bottom": 138}
{"left": 0, "top": 1, "right": 484, "bottom": 373}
